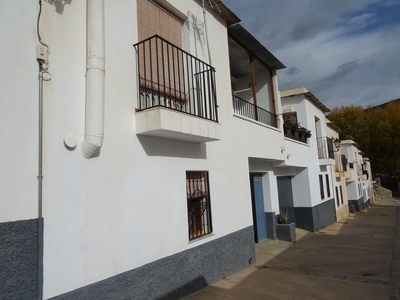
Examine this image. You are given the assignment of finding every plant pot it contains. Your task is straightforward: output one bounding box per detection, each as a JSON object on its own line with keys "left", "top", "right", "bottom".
{"left": 275, "top": 223, "right": 296, "bottom": 243}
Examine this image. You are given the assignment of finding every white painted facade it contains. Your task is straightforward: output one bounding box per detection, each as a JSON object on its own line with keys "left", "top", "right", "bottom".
{"left": 326, "top": 121, "right": 350, "bottom": 221}
{"left": 1, "top": 1, "right": 357, "bottom": 298}
{"left": 281, "top": 89, "right": 335, "bottom": 209}
{"left": 1, "top": 1, "right": 250, "bottom": 298}
{"left": 341, "top": 140, "right": 373, "bottom": 211}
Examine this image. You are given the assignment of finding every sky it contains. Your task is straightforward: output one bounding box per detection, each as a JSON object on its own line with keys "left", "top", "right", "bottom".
{"left": 225, "top": 0, "right": 400, "bottom": 109}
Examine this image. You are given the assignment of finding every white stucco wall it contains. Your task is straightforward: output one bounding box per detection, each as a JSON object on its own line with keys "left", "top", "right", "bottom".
{"left": 2, "top": 1, "right": 331, "bottom": 298}
{"left": 0, "top": 2, "right": 40, "bottom": 222}
{"left": 0, "top": 0, "right": 248, "bottom": 298}
{"left": 280, "top": 93, "right": 335, "bottom": 208}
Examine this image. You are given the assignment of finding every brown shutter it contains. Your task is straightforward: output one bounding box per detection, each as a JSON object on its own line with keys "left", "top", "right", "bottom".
{"left": 137, "top": 0, "right": 182, "bottom": 47}
{"left": 137, "top": 0, "right": 185, "bottom": 101}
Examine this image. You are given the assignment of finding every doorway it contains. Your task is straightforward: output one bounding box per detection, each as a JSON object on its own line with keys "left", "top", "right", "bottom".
{"left": 250, "top": 173, "right": 267, "bottom": 242}
{"left": 277, "top": 176, "right": 296, "bottom": 223}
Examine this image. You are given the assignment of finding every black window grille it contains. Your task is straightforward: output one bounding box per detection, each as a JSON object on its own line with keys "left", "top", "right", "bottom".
{"left": 319, "top": 175, "right": 324, "bottom": 200}
{"left": 186, "top": 171, "right": 212, "bottom": 240}
{"left": 325, "top": 174, "right": 331, "bottom": 198}
{"left": 335, "top": 186, "right": 340, "bottom": 207}
{"left": 340, "top": 186, "right": 344, "bottom": 205}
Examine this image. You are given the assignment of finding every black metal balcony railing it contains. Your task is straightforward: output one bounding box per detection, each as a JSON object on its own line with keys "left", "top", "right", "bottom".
{"left": 133, "top": 35, "right": 218, "bottom": 122}
{"left": 317, "top": 136, "right": 335, "bottom": 159}
{"left": 232, "top": 94, "right": 277, "bottom": 128}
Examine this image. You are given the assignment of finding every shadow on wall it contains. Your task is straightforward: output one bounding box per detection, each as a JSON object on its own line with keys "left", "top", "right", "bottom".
{"left": 44, "top": 0, "right": 73, "bottom": 14}
{"left": 137, "top": 135, "right": 208, "bottom": 159}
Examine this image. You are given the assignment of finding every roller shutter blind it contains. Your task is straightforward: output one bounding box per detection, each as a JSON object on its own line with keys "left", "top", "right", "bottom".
{"left": 137, "top": 0, "right": 185, "bottom": 100}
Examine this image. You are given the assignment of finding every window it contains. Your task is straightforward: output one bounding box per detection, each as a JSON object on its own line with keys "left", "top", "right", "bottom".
{"left": 186, "top": 171, "right": 212, "bottom": 240}
{"left": 340, "top": 186, "right": 344, "bottom": 205}
{"left": 325, "top": 174, "right": 331, "bottom": 198}
{"left": 283, "top": 112, "right": 298, "bottom": 126}
{"left": 137, "top": 0, "right": 185, "bottom": 100}
{"left": 137, "top": 0, "right": 182, "bottom": 46}
{"left": 319, "top": 175, "right": 324, "bottom": 200}
{"left": 335, "top": 186, "right": 340, "bottom": 207}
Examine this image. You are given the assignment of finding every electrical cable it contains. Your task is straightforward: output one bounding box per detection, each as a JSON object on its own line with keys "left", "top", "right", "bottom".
{"left": 37, "top": 0, "right": 49, "bottom": 50}
{"left": 202, "top": 0, "right": 212, "bottom": 66}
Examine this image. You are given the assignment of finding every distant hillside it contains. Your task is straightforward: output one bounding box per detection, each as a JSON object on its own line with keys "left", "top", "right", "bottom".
{"left": 365, "top": 98, "right": 400, "bottom": 111}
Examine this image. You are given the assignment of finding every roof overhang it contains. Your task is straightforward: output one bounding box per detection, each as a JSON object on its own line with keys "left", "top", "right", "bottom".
{"left": 341, "top": 139, "right": 361, "bottom": 150}
{"left": 326, "top": 118, "right": 341, "bottom": 132}
{"left": 214, "top": 1, "right": 241, "bottom": 27}
{"left": 228, "top": 24, "right": 285, "bottom": 78}
{"left": 280, "top": 87, "right": 330, "bottom": 113}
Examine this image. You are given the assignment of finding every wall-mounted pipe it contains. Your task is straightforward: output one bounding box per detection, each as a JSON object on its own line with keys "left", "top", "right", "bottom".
{"left": 81, "top": 0, "right": 105, "bottom": 159}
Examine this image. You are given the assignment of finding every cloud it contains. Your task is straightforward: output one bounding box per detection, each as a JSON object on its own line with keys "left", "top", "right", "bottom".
{"left": 323, "top": 60, "right": 359, "bottom": 81}
{"left": 226, "top": 0, "right": 400, "bottom": 109}
{"left": 285, "top": 67, "right": 300, "bottom": 76}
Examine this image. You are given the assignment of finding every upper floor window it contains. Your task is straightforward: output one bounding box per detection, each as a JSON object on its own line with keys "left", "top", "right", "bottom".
{"left": 137, "top": 0, "right": 183, "bottom": 46}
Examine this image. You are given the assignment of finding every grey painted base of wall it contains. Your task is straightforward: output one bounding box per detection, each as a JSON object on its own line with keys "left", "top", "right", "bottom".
{"left": 0, "top": 218, "right": 42, "bottom": 300}
{"left": 349, "top": 197, "right": 370, "bottom": 212}
{"left": 265, "top": 212, "right": 277, "bottom": 240}
{"left": 294, "top": 198, "right": 337, "bottom": 232}
{"left": 51, "top": 226, "right": 255, "bottom": 300}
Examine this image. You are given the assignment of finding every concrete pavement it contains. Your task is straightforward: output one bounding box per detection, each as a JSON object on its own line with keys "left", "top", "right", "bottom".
{"left": 185, "top": 197, "right": 400, "bottom": 300}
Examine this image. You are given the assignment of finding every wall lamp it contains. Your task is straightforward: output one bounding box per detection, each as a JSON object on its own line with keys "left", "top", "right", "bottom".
{"left": 333, "top": 138, "right": 341, "bottom": 151}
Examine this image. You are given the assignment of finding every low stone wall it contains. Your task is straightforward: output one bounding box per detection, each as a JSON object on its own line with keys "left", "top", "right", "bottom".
{"left": 374, "top": 184, "right": 392, "bottom": 202}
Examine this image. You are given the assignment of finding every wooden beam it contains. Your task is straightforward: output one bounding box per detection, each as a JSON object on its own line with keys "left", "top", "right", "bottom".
{"left": 249, "top": 55, "right": 258, "bottom": 121}
{"left": 270, "top": 70, "right": 277, "bottom": 127}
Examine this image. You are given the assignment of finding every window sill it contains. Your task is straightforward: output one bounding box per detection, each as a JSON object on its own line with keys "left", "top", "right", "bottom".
{"left": 188, "top": 233, "right": 214, "bottom": 244}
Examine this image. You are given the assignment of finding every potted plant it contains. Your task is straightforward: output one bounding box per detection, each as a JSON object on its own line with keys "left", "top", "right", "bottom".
{"left": 305, "top": 129, "right": 312, "bottom": 138}
{"left": 291, "top": 123, "right": 299, "bottom": 135}
{"left": 298, "top": 126, "right": 307, "bottom": 138}
{"left": 283, "top": 118, "right": 292, "bottom": 132}
{"left": 275, "top": 209, "right": 296, "bottom": 243}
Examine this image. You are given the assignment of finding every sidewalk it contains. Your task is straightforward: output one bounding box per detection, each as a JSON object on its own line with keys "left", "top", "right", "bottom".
{"left": 185, "top": 197, "right": 400, "bottom": 300}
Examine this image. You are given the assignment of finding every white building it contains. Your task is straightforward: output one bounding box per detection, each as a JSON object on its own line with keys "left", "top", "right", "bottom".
{"left": 326, "top": 119, "right": 350, "bottom": 222}
{"left": 280, "top": 88, "right": 337, "bottom": 232}
{"left": 0, "top": 1, "right": 358, "bottom": 299}
{"left": 0, "top": 1, "right": 256, "bottom": 299}
{"left": 340, "top": 140, "right": 373, "bottom": 212}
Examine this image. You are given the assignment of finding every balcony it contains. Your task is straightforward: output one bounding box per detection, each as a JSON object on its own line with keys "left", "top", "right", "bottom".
{"left": 317, "top": 136, "right": 335, "bottom": 165}
{"left": 232, "top": 94, "right": 278, "bottom": 128}
{"left": 133, "top": 35, "right": 220, "bottom": 143}
{"left": 335, "top": 154, "right": 349, "bottom": 177}
{"left": 283, "top": 126, "right": 309, "bottom": 143}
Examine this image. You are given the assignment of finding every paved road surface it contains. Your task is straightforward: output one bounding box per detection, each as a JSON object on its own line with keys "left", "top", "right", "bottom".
{"left": 185, "top": 197, "right": 400, "bottom": 300}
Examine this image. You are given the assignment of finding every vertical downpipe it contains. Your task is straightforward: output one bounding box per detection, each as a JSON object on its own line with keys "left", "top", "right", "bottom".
{"left": 37, "top": 64, "right": 44, "bottom": 300}
{"left": 81, "top": 0, "right": 105, "bottom": 159}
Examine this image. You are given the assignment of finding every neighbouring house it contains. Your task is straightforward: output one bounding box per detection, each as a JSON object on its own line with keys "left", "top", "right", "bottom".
{"left": 280, "top": 87, "right": 337, "bottom": 232}
{"left": 326, "top": 119, "right": 351, "bottom": 222}
{"left": 340, "top": 140, "right": 373, "bottom": 212}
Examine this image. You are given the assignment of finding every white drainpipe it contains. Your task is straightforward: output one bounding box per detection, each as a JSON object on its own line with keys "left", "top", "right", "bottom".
{"left": 81, "top": 0, "right": 105, "bottom": 159}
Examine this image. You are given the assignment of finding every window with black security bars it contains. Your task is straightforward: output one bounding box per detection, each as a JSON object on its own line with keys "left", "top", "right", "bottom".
{"left": 186, "top": 171, "right": 212, "bottom": 240}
